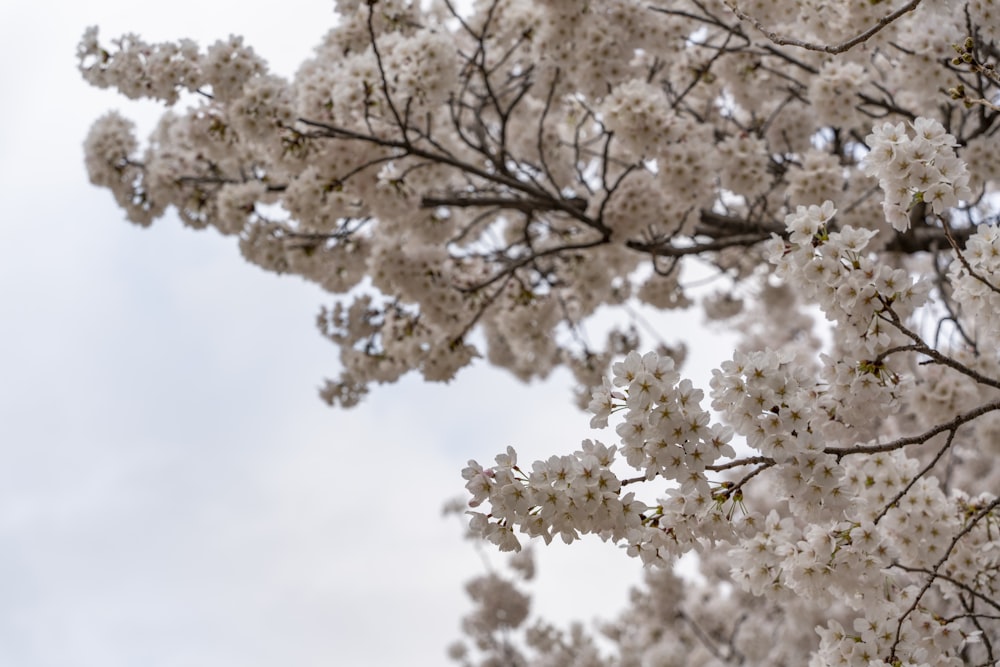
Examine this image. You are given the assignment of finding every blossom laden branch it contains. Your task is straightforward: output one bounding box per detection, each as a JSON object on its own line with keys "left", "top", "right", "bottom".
{"left": 79, "top": 3, "right": 1000, "bottom": 663}
{"left": 724, "top": 0, "right": 923, "bottom": 55}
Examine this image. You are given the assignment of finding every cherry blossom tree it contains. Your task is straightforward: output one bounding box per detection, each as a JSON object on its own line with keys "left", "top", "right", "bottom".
{"left": 79, "top": 0, "right": 1000, "bottom": 664}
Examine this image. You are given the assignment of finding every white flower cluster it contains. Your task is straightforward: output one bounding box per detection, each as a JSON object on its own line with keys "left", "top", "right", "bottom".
{"left": 83, "top": 111, "right": 138, "bottom": 190}
{"left": 862, "top": 117, "right": 973, "bottom": 231}
{"left": 79, "top": 1, "right": 1000, "bottom": 657}
{"left": 227, "top": 74, "right": 295, "bottom": 144}
{"left": 462, "top": 573, "right": 531, "bottom": 634}
{"left": 808, "top": 61, "right": 868, "bottom": 131}
{"left": 77, "top": 27, "right": 200, "bottom": 104}
{"left": 715, "top": 133, "right": 772, "bottom": 199}
{"left": 463, "top": 185, "right": 1000, "bottom": 662}
{"left": 600, "top": 79, "right": 677, "bottom": 158}
{"left": 767, "top": 201, "right": 931, "bottom": 355}
{"left": 764, "top": 201, "right": 938, "bottom": 436}
{"left": 815, "top": 598, "right": 966, "bottom": 667}
{"left": 462, "top": 440, "right": 642, "bottom": 553}
{"left": 948, "top": 223, "right": 1000, "bottom": 341}
{"left": 785, "top": 149, "right": 846, "bottom": 207}
{"left": 467, "top": 342, "right": 998, "bottom": 664}
{"left": 710, "top": 349, "right": 826, "bottom": 462}
{"left": 601, "top": 170, "right": 671, "bottom": 239}
{"left": 466, "top": 349, "right": 767, "bottom": 568}
{"left": 381, "top": 30, "right": 458, "bottom": 113}
{"left": 83, "top": 112, "right": 164, "bottom": 225}
{"left": 77, "top": 27, "right": 265, "bottom": 104}
{"left": 215, "top": 180, "right": 269, "bottom": 234}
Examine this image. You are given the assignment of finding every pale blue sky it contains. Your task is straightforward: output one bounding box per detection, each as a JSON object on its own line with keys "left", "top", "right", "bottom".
{"left": 0, "top": 2, "right": 736, "bottom": 664}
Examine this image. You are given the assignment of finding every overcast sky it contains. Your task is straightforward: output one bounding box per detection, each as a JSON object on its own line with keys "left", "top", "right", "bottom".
{"left": 0, "top": 3, "right": 733, "bottom": 665}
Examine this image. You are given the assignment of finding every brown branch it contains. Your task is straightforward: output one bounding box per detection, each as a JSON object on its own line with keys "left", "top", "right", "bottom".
{"left": 297, "top": 117, "right": 607, "bottom": 232}
{"left": 876, "top": 308, "right": 1000, "bottom": 391}
{"left": 824, "top": 399, "right": 1000, "bottom": 459}
{"left": 725, "top": 0, "right": 923, "bottom": 54}
{"left": 717, "top": 461, "right": 773, "bottom": 501}
{"left": 706, "top": 455, "right": 774, "bottom": 472}
{"left": 421, "top": 194, "right": 579, "bottom": 216}
{"left": 365, "top": 3, "right": 406, "bottom": 136}
{"left": 456, "top": 237, "right": 611, "bottom": 293}
{"left": 626, "top": 232, "right": 772, "bottom": 257}
{"left": 891, "top": 563, "right": 1000, "bottom": 614}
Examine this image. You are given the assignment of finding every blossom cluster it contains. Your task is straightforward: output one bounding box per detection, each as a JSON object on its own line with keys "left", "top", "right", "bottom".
{"left": 78, "top": 26, "right": 265, "bottom": 104}
{"left": 948, "top": 223, "right": 1000, "bottom": 341}
{"left": 862, "top": 118, "right": 973, "bottom": 231}
{"left": 463, "top": 190, "right": 1000, "bottom": 663}
{"left": 80, "top": 1, "right": 1000, "bottom": 663}
{"left": 766, "top": 200, "right": 931, "bottom": 355}
{"left": 466, "top": 341, "right": 999, "bottom": 664}
{"left": 79, "top": 0, "right": 997, "bottom": 412}
{"left": 463, "top": 440, "right": 642, "bottom": 553}
{"left": 465, "top": 349, "right": 748, "bottom": 562}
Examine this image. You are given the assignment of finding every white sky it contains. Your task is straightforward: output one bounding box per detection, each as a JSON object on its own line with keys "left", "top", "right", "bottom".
{"left": 0, "top": 2, "right": 735, "bottom": 665}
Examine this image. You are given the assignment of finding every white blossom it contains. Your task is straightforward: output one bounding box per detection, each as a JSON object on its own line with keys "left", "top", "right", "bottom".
{"left": 81, "top": 2, "right": 1000, "bottom": 664}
